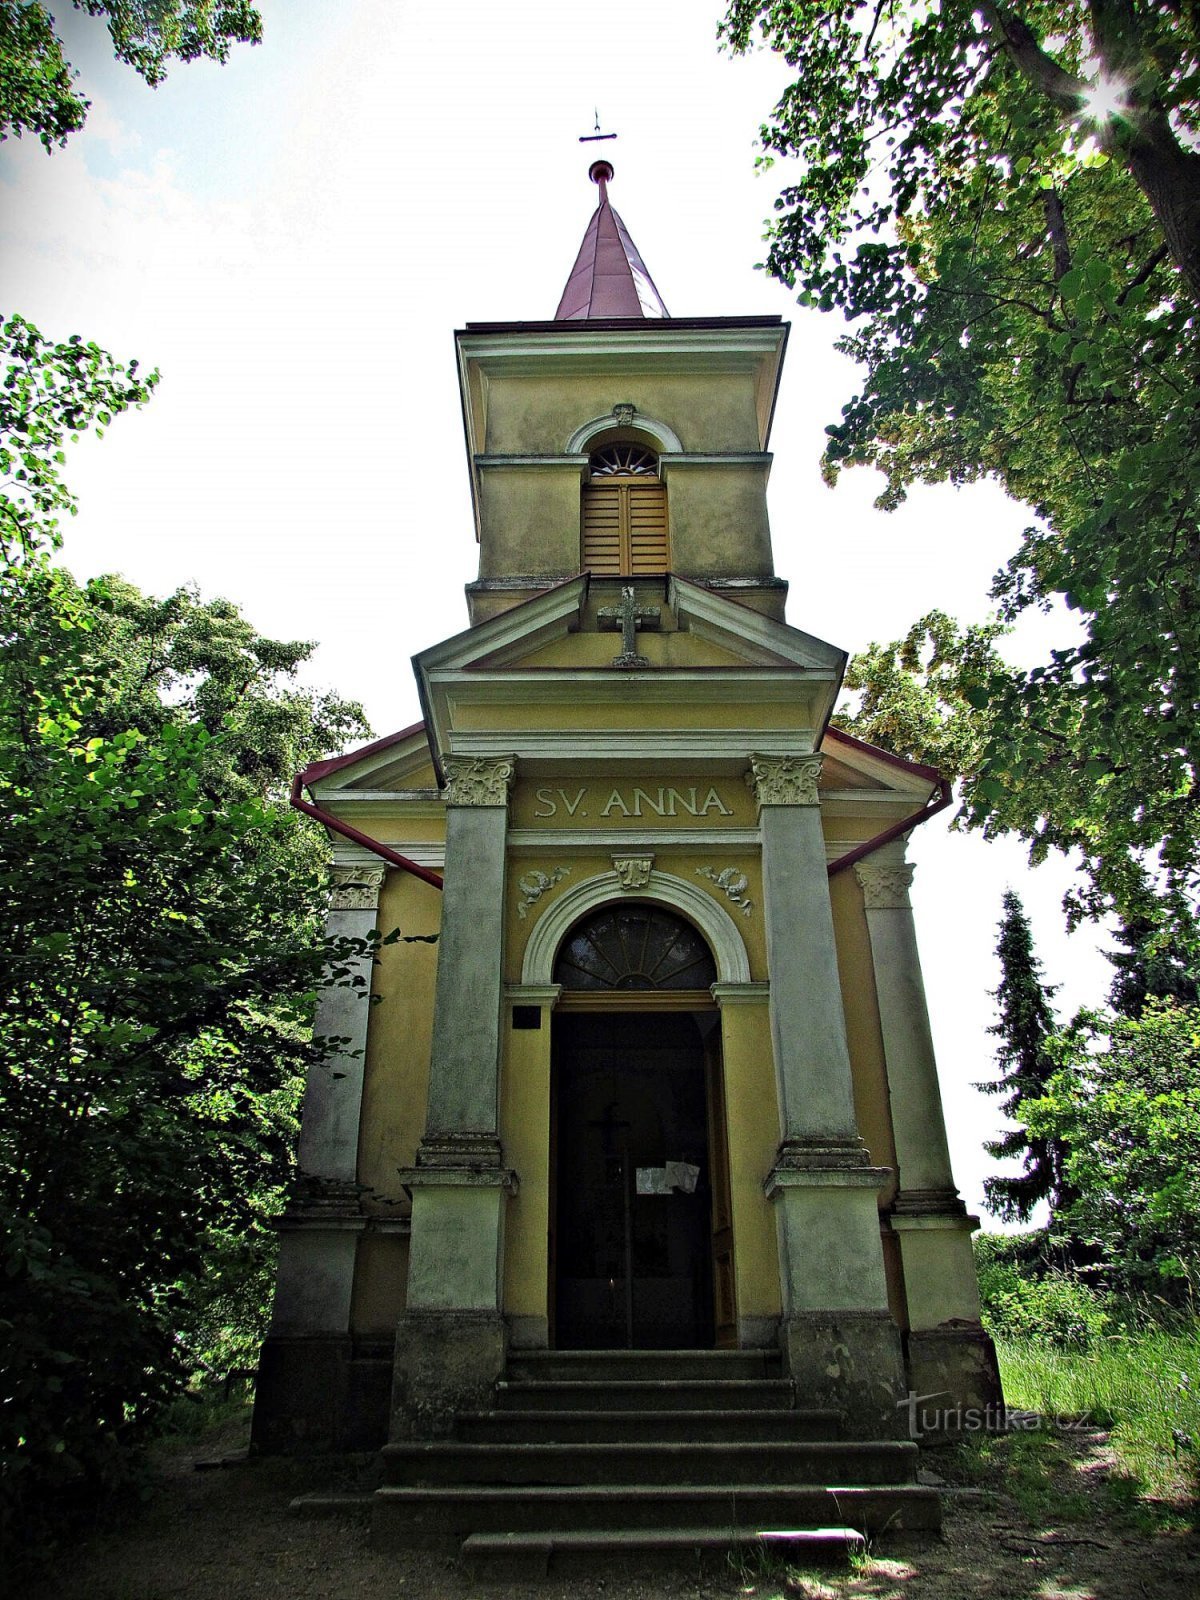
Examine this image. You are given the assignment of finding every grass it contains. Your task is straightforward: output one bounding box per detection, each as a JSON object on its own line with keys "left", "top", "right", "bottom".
{"left": 994, "top": 1322, "right": 1200, "bottom": 1513}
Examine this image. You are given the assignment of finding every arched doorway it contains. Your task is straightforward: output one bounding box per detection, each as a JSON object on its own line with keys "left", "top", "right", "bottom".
{"left": 550, "top": 903, "right": 735, "bottom": 1350}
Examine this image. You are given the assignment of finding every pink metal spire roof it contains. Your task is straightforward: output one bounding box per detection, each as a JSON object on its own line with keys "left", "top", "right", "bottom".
{"left": 555, "top": 160, "right": 669, "bottom": 321}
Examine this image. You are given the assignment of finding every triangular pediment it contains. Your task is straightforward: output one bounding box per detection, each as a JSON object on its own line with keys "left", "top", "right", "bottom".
{"left": 304, "top": 723, "right": 437, "bottom": 796}
{"left": 821, "top": 725, "right": 944, "bottom": 801}
{"left": 411, "top": 576, "right": 849, "bottom": 777}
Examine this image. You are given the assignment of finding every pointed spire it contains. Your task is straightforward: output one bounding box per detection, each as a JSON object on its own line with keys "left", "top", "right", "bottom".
{"left": 555, "top": 160, "right": 669, "bottom": 321}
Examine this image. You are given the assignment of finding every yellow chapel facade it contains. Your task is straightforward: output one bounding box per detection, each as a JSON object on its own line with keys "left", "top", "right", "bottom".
{"left": 253, "top": 161, "right": 999, "bottom": 1468}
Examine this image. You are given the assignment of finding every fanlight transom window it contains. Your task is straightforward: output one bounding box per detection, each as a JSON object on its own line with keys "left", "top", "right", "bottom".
{"left": 554, "top": 905, "right": 717, "bottom": 991}
{"left": 589, "top": 442, "right": 659, "bottom": 478}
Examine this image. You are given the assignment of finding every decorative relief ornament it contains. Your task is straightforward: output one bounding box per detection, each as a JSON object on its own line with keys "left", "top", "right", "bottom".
{"left": 854, "top": 860, "right": 915, "bottom": 910}
{"left": 696, "top": 866, "right": 754, "bottom": 917}
{"left": 441, "top": 755, "right": 516, "bottom": 807}
{"left": 611, "top": 854, "right": 655, "bottom": 891}
{"left": 516, "top": 866, "right": 571, "bottom": 919}
{"left": 745, "top": 752, "right": 824, "bottom": 807}
{"left": 329, "top": 865, "right": 386, "bottom": 911}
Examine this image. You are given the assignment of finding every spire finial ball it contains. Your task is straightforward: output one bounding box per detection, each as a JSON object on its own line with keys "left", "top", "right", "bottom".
{"left": 589, "top": 159, "right": 614, "bottom": 187}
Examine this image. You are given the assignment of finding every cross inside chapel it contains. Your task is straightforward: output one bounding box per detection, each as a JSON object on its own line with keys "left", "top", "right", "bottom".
{"left": 598, "top": 586, "right": 661, "bottom": 669}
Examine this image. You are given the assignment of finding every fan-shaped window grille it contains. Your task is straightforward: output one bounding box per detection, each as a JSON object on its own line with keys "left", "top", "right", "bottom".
{"left": 582, "top": 444, "right": 668, "bottom": 575}
{"left": 554, "top": 905, "right": 717, "bottom": 992}
{"left": 589, "top": 443, "right": 659, "bottom": 478}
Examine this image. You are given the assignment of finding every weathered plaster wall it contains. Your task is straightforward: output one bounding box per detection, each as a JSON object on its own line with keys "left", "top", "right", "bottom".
{"left": 483, "top": 372, "right": 763, "bottom": 455}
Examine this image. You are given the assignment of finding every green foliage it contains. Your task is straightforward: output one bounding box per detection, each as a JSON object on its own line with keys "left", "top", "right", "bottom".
{"left": 0, "top": 313, "right": 372, "bottom": 1550}
{"left": 0, "top": 1, "right": 262, "bottom": 147}
{"left": 996, "top": 1323, "right": 1200, "bottom": 1508}
{"left": 1107, "top": 913, "right": 1200, "bottom": 1017}
{"left": 1026, "top": 1001, "right": 1200, "bottom": 1297}
{"left": 723, "top": 2, "right": 1200, "bottom": 929}
{"left": 1, "top": 312, "right": 158, "bottom": 561}
{"left": 981, "top": 891, "right": 1072, "bottom": 1222}
{"left": 978, "top": 1258, "right": 1109, "bottom": 1346}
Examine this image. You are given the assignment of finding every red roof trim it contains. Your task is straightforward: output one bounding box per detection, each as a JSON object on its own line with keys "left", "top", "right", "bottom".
{"left": 299, "top": 721, "right": 429, "bottom": 785}
{"left": 825, "top": 724, "right": 944, "bottom": 787}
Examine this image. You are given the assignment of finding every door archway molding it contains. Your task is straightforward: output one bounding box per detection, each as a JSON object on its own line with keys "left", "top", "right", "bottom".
{"left": 521, "top": 868, "right": 752, "bottom": 986}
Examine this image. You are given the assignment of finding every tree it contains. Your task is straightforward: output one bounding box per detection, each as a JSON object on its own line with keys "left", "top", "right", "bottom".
{"left": 722, "top": 3, "right": 1200, "bottom": 928}
{"left": 0, "top": 310, "right": 370, "bottom": 1547}
{"left": 981, "top": 890, "right": 1071, "bottom": 1222}
{"left": 0, "top": 0, "right": 262, "bottom": 146}
{"left": 1026, "top": 1000, "right": 1200, "bottom": 1296}
{"left": 1107, "top": 912, "right": 1200, "bottom": 1017}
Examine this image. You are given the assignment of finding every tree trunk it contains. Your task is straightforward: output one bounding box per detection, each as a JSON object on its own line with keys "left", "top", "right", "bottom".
{"left": 1117, "top": 111, "right": 1200, "bottom": 302}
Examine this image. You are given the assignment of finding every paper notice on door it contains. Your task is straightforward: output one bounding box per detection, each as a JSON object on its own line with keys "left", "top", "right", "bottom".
{"left": 665, "top": 1161, "right": 700, "bottom": 1194}
{"left": 636, "top": 1167, "right": 671, "bottom": 1195}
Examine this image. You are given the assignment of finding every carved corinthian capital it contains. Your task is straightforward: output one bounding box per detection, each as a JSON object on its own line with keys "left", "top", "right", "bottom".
{"left": 855, "top": 860, "right": 915, "bottom": 910}
{"left": 745, "top": 752, "right": 823, "bottom": 808}
{"left": 441, "top": 755, "right": 516, "bottom": 807}
{"left": 330, "top": 865, "right": 386, "bottom": 911}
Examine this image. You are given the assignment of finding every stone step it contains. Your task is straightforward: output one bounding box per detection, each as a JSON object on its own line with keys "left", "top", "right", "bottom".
{"left": 504, "top": 1348, "right": 780, "bottom": 1384}
{"left": 461, "top": 1524, "right": 866, "bottom": 1579}
{"left": 495, "top": 1378, "right": 798, "bottom": 1412}
{"left": 455, "top": 1406, "right": 842, "bottom": 1444}
{"left": 379, "top": 1438, "right": 919, "bottom": 1489}
{"left": 371, "top": 1482, "right": 942, "bottom": 1550}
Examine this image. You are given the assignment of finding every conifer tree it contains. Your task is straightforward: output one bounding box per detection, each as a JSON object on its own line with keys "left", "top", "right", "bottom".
{"left": 1107, "top": 915, "right": 1200, "bottom": 1019}
{"left": 981, "top": 891, "right": 1071, "bottom": 1222}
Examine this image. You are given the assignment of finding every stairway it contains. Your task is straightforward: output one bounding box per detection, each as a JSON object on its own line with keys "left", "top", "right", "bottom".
{"left": 370, "top": 1349, "right": 940, "bottom": 1575}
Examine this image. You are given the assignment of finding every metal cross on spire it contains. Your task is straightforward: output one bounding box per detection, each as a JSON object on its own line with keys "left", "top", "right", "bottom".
{"left": 579, "top": 110, "right": 617, "bottom": 145}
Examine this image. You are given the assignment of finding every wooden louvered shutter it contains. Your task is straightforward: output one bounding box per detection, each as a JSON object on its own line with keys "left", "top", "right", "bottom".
{"left": 582, "top": 480, "right": 668, "bottom": 574}
{"left": 581, "top": 481, "right": 623, "bottom": 575}
{"left": 627, "top": 481, "right": 668, "bottom": 573}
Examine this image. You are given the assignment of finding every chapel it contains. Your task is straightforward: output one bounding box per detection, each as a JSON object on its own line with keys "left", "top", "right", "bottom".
{"left": 252, "top": 158, "right": 1001, "bottom": 1557}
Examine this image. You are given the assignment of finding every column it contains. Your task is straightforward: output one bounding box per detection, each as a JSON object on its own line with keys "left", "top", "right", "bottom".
{"left": 391, "top": 756, "right": 518, "bottom": 1438}
{"left": 748, "top": 753, "right": 906, "bottom": 1434}
{"left": 855, "top": 844, "right": 1002, "bottom": 1418}
{"left": 252, "top": 863, "right": 383, "bottom": 1452}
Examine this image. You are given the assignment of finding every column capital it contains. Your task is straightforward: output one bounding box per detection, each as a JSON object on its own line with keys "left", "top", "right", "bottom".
{"left": 854, "top": 859, "right": 915, "bottom": 910}
{"left": 745, "top": 751, "right": 823, "bottom": 808}
{"left": 329, "top": 864, "right": 386, "bottom": 911}
{"left": 442, "top": 755, "right": 516, "bottom": 807}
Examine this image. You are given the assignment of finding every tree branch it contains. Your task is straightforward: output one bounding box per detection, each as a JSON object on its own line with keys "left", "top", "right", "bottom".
{"left": 977, "top": 2, "right": 1087, "bottom": 112}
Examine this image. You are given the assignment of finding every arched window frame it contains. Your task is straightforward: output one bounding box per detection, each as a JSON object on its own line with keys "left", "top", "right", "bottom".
{"left": 581, "top": 431, "right": 669, "bottom": 576}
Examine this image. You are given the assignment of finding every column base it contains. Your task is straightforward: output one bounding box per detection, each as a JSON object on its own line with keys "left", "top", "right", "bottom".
{"left": 389, "top": 1309, "right": 507, "bottom": 1439}
{"left": 251, "top": 1334, "right": 391, "bottom": 1454}
{"left": 902, "top": 1325, "right": 1004, "bottom": 1436}
{"left": 779, "top": 1311, "right": 908, "bottom": 1438}
{"left": 415, "top": 1131, "right": 503, "bottom": 1169}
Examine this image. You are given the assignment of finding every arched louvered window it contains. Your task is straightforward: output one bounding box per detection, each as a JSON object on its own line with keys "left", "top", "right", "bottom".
{"left": 582, "top": 443, "right": 668, "bottom": 575}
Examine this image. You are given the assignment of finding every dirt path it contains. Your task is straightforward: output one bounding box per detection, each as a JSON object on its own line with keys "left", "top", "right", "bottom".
{"left": 22, "top": 1411, "right": 1199, "bottom": 1600}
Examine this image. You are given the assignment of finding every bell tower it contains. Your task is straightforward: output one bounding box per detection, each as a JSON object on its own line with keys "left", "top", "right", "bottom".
{"left": 457, "top": 160, "right": 790, "bottom": 625}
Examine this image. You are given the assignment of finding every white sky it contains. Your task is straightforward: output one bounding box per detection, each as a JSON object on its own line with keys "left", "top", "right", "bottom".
{"left": 1, "top": 0, "right": 1116, "bottom": 1225}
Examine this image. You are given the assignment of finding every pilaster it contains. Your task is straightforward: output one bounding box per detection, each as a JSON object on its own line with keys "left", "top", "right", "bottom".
{"left": 748, "top": 752, "right": 906, "bottom": 1432}
{"left": 392, "top": 756, "right": 518, "bottom": 1437}
{"left": 854, "top": 843, "right": 1001, "bottom": 1419}
{"left": 269, "top": 860, "right": 386, "bottom": 1332}
{"left": 252, "top": 863, "right": 386, "bottom": 1453}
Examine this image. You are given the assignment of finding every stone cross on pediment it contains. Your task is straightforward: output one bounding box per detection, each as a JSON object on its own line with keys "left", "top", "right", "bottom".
{"left": 597, "top": 585, "right": 661, "bottom": 669}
